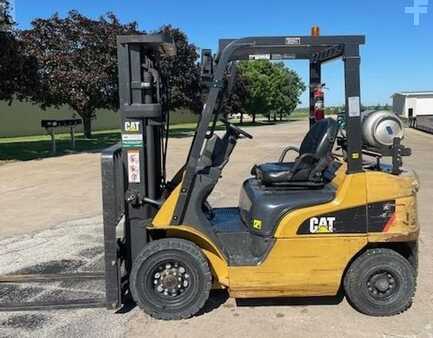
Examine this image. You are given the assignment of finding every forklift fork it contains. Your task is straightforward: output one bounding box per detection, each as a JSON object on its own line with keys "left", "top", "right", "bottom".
{"left": 0, "top": 144, "right": 126, "bottom": 312}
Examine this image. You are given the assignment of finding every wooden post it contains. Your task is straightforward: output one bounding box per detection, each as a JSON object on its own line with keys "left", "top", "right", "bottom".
{"left": 70, "top": 126, "right": 76, "bottom": 150}
{"left": 49, "top": 128, "right": 56, "bottom": 154}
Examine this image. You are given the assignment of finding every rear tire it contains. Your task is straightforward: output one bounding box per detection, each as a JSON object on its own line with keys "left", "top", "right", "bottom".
{"left": 130, "top": 238, "right": 212, "bottom": 320}
{"left": 344, "top": 248, "right": 416, "bottom": 316}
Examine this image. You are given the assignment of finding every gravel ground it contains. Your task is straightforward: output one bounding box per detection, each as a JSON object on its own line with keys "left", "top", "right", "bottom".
{"left": 0, "top": 217, "right": 136, "bottom": 338}
{"left": 0, "top": 121, "right": 432, "bottom": 337}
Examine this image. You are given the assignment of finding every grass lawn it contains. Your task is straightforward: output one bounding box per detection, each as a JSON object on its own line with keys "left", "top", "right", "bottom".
{"left": 0, "top": 112, "right": 308, "bottom": 163}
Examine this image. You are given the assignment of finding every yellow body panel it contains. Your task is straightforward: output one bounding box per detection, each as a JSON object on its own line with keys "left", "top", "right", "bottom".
{"left": 229, "top": 237, "right": 366, "bottom": 297}
{"left": 365, "top": 169, "right": 419, "bottom": 243}
{"left": 153, "top": 184, "right": 181, "bottom": 226}
{"left": 367, "top": 196, "right": 419, "bottom": 242}
{"left": 365, "top": 170, "right": 417, "bottom": 202}
{"left": 275, "top": 169, "right": 367, "bottom": 238}
{"left": 229, "top": 165, "right": 368, "bottom": 297}
{"left": 149, "top": 162, "right": 419, "bottom": 298}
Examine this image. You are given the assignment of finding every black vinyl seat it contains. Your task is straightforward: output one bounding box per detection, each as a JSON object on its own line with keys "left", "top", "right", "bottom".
{"left": 252, "top": 118, "right": 339, "bottom": 187}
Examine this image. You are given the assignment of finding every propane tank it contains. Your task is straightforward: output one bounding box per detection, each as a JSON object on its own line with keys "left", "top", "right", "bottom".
{"left": 362, "top": 111, "right": 404, "bottom": 148}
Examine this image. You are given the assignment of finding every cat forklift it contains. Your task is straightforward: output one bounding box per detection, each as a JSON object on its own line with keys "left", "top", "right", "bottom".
{"left": 1, "top": 31, "right": 418, "bottom": 317}
{"left": 0, "top": 30, "right": 419, "bottom": 319}
{"left": 98, "top": 31, "right": 419, "bottom": 320}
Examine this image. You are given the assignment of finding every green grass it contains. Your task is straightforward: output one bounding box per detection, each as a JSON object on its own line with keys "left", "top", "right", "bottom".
{"left": 0, "top": 112, "right": 308, "bottom": 163}
{"left": 0, "top": 123, "right": 201, "bottom": 162}
{"left": 0, "top": 130, "right": 121, "bottom": 162}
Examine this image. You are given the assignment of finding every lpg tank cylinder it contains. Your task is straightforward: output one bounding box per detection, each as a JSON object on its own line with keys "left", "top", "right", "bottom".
{"left": 361, "top": 111, "right": 405, "bottom": 148}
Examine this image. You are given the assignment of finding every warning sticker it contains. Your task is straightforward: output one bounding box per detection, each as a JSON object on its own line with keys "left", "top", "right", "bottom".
{"left": 127, "top": 150, "right": 140, "bottom": 183}
{"left": 122, "top": 134, "right": 143, "bottom": 148}
{"left": 253, "top": 219, "right": 262, "bottom": 230}
{"left": 348, "top": 96, "right": 361, "bottom": 117}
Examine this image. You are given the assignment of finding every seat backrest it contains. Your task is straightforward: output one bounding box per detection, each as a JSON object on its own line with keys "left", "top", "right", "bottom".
{"left": 299, "top": 118, "right": 338, "bottom": 159}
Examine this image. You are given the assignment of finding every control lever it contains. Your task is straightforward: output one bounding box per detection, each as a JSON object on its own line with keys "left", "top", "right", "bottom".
{"left": 126, "top": 191, "right": 163, "bottom": 208}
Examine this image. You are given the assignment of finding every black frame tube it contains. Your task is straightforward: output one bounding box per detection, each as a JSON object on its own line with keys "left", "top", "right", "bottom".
{"left": 309, "top": 61, "right": 322, "bottom": 128}
{"left": 344, "top": 44, "right": 363, "bottom": 173}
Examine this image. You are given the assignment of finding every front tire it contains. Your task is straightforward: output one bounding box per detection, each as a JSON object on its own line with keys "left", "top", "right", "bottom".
{"left": 130, "top": 238, "right": 212, "bottom": 320}
{"left": 344, "top": 248, "right": 416, "bottom": 316}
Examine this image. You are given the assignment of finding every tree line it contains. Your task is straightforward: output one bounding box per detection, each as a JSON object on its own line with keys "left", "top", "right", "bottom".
{"left": 0, "top": 1, "right": 305, "bottom": 137}
{"left": 224, "top": 61, "right": 305, "bottom": 123}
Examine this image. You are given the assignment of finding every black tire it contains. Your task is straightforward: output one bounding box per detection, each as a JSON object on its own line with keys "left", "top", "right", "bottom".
{"left": 130, "top": 238, "right": 212, "bottom": 320}
{"left": 344, "top": 248, "right": 416, "bottom": 316}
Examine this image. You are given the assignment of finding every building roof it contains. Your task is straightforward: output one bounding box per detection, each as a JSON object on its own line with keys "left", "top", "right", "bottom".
{"left": 393, "top": 91, "right": 433, "bottom": 97}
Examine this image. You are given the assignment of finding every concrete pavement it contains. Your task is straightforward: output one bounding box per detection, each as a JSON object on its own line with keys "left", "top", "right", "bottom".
{"left": 0, "top": 119, "right": 432, "bottom": 337}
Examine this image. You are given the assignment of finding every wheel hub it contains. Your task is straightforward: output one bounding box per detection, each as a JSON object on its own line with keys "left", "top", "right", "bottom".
{"left": 152, "top": 262, "right": 190, "bottom": 297}
{"left": 367, "top": 271, "right": 397, "bottom": 299}
{"left": 375, "top": 278, "right": 390, "bottom": 292}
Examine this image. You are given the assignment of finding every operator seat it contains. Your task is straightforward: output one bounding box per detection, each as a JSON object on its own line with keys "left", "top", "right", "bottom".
{"left": 252, "top": 118, "right": 338, "bottom": 187}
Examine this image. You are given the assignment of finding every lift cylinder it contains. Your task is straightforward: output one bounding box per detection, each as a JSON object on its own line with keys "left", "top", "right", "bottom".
{"left": 362, "top": 111, "right": 404, "bottom": 148}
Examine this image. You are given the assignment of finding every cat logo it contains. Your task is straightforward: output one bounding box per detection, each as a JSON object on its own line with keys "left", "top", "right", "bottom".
{"left": 125, "top": 121, "right": 140, "bottom": 132}
{"left": 309, "top": 217, "right": 336, "bottom": 233}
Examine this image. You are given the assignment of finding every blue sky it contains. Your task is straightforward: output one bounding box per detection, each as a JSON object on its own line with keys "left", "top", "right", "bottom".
{"left": 11, "top": 0, "right": 433, "bottom": 107}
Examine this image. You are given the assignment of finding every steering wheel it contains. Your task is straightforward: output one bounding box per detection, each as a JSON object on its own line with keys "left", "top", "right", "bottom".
{"left": 220, "top": 119, "right": 254, "bottom": 139}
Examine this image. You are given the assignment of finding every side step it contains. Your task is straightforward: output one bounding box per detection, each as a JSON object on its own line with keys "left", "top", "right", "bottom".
{"left": 0, "top": 272, "right": 109, "bottom": 312}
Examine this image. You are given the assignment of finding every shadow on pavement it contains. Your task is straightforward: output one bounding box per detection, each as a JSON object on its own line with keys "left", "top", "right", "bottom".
{"left": 197, "top": 289, "right": 230, "bottom": 316}
{"left": 236, "top": 292, "right": 345, "bottom": 308}
{"left": 116, "top": 289, "right": 229, "bottom": 316}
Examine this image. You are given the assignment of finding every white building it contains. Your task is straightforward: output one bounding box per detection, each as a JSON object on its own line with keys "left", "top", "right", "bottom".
{"left": 392, "top": 91, "right": 433, "bottom": 119}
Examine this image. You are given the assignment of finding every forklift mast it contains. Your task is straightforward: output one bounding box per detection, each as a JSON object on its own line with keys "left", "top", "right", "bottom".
{"left": 116, "top": 35, "right": 176, "bottom": 264}
{"left": 100, "top": 35, "right": 176, "bottom": 309}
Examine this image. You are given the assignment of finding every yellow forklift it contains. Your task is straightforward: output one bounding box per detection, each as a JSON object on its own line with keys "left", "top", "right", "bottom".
{"left": 0, "top": 32, "right": 419, "bottom": 319}
{"left": 102, "top": 32, "right": 419, "bottom": 320}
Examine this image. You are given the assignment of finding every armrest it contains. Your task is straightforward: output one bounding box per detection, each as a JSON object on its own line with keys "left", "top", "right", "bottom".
{"left": 279, "top": 146, "right": 300, "bottom": 162}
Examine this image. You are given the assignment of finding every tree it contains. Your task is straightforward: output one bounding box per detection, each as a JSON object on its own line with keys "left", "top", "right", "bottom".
{"left": 222, "top": 65, "right": 248, "bottom": 124}
{"left": 0, "top": 33, "right": 39, "bottom": 102}
{"left": 19, "top": 16, "right": 202, "bottom": 138}
{"left": 20, "top": 11, "right": 139, "bottom": 138}
{"left": 0, "top": 0, "right": 13, "bottom": 30}
{"left": 159, "top": 25, "right": 202, "bottom": 114}
{"left": 0, "top": 0, "right": 38, "bottom": 102}
{"left": 236, "top": 60, "right": 305, "bottom": 123}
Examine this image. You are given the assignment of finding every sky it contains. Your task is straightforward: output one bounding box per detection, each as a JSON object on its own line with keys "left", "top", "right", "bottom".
{"left": 10, "top": 0, "right": 433, "bottom": 107}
